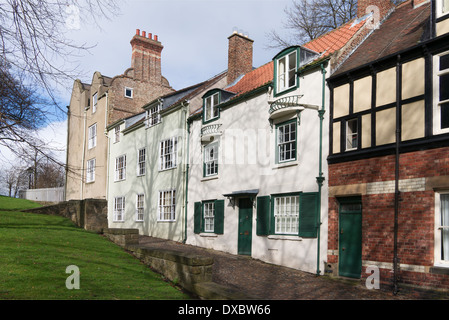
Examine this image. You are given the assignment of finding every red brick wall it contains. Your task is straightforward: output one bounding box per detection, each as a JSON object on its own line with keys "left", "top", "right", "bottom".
{"left": 329, "top": 147, "right": 449, "bottom": 290}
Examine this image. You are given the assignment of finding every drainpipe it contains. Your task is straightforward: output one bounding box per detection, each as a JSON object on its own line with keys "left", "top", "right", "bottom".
{"left": 316, "top": 62, "right": 327, "bottom": 276}
{"left": 393, "top": 55, "right": 401, "bottom": 295}
{"left": 183, "top": 104, "right": 191, "bottom": 244}
{"left": 81, "top": 105, "right": 88, "bottom": 199}
{"left": 104, "top": 92, "right": 109, "bottom": 201}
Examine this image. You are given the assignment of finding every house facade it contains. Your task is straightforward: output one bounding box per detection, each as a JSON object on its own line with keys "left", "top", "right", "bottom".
{"left": 185, "top": 13, "right": 374, "bottom": 273}
{"left": 105, "top": 32, "right": 254, "bottom": 241}
{"left": 65, "top": 30, "right": 174, "bottom": 201}
{"left": 106, "top": 74, "right": 228, "bottom": 242}
{"left": 327, "top": 0, "right": 449, "bottom": 291}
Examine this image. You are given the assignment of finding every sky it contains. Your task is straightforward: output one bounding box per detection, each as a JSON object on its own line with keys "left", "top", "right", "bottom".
{"left": 56, "top": 0, "right": 292, "bottom": 155}
{"left": 63, "top": 0, "right": 292, "bottom": 94}
{"left": 0, "top": 0, "right": 294, "bottom": 192}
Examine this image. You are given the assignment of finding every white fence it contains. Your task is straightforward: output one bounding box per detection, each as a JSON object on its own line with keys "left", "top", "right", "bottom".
{"left": 19, "top": 187, "right": 65, "bottom": 203}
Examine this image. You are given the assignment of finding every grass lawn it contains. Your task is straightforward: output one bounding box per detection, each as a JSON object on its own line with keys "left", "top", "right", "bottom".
{"left": 0, "top": 197, "right": 192, "bottom": 300}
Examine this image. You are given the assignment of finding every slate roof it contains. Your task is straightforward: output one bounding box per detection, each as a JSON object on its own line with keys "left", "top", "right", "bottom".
{"left": 333, "top": 0, "right": 431, "bottom": 76}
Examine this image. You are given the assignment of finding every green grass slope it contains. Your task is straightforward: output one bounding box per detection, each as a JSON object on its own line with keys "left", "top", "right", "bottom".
{"left": 0, "top": 196, "right": 191, "bottom": 300}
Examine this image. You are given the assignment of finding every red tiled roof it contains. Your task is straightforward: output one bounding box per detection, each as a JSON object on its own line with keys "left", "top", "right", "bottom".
{"left": 303, "top": 18, "right": 368, "bottom": 56}
{"left": 225, "top": 18, "right": 368, "bottom": 98}
{"left": 226, "top": 61, "right": 273, "bottom": 96}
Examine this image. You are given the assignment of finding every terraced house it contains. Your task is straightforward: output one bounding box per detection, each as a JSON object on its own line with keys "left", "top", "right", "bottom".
{"left": 185, "top": 12, "right": 377, "bottom": 274}
{"left": 105, "top": 33, "right": 253, "bottom": 241}
{"left": 327, "top": 0, "right": 449, "bottom": 291}
{"left": 65, "top": 30, "right": 174, "bottom": 201}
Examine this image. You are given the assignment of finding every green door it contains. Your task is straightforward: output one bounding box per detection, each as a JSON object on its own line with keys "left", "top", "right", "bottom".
{"left": 238, "top": 198, "right": 253, "bottom": 256}
{"left": 338, "top": 198, "right": 362, "bottom": 278}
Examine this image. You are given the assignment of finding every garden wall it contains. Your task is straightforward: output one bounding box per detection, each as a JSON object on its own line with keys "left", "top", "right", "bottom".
{"left": 23, "top": 199, "right": 107, "bottom": 233}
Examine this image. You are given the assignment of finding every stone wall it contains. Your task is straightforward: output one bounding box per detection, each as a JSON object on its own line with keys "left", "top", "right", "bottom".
{"left": 23, "top": 199, "right": 107, "bottom": 233}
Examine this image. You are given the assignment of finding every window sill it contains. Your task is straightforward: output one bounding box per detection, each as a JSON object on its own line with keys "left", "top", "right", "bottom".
{"left": 272, "top": 161, "right": 298, "bottom": 170}
{"left": 157, "top": 220, "right": 176, "bottom": 223}
{"left": 201, "top": 175, "right": 219, "bottom": 182}
{"left": 199, "top": 233, "right": 218, "bottom": 238}
{"left": 159, "top": 167, "right": 177, "bottom": 173}
{"left": 268, "top": 235, "right": 302, "bottom": 241}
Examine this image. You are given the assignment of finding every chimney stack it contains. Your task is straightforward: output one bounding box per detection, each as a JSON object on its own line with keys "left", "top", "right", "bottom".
{"left": 357, "top": 0, "right": 395, "bottom": 20}
{"left": 227, "top": 31, "right": 254, "bottom": 85}
{"left": 130, "top": 29, "right": 163, "bottom": 83}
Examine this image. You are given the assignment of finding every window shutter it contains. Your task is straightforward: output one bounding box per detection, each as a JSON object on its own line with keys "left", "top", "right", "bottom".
{"left": 256, "top": 196, "right": 271, "bottom": 236}
{"left": 299, "top": 192, "right": 319, "bottom": 238}
{"left": 194, "top": 202, "right": 202, "bottom": 234}
{"left": 214, "top": 200, "right": 225, "bottom": 234}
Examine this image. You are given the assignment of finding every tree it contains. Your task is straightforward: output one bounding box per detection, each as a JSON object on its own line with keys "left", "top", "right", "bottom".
{"left": 0, "top": 0, "right": 120, "bottom": 178}
{"left": 3, "top": 166, "right": 28, "bottom": 197}
{"left": 266, "top": 0, "right": 405, "bottom": 49}
{"left": 0, "top": 0, "right": 120, "bottom": 108}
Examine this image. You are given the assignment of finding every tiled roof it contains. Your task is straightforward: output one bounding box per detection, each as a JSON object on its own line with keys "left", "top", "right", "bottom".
{"left": 303, "top": 18, "right": 368, "bottom": 57}
{"left": 224, "top": 17, "right": 369, "bottom": 99}
{"left": 226, "top": 61, "right": 273, "bottom": 96}
{"left": 333, "top": 0, "right": 431, "bottom": 76}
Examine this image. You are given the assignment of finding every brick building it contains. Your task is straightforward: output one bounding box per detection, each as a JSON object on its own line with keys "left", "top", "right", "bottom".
{"left": 327, "top": 0, "right": 449, "bottom": 292}
{"left": 65, "top": 30, "right": 174, "bottom": 201}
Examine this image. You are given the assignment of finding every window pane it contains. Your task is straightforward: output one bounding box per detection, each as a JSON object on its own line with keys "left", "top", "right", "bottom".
{"left": 277, "top": 122, "right": 296, "bottom": 162}
{"left": 274, "top": 195, "right": 299, "bottom": 234}
{"left": 440, "top": 73, "right": 449, "bottom": 102}
{"left": 441, "top": 195, "right": 449, "bottom": 261}
{"left": 346, "top": 119, "right": 358, "bottom": 150}
{"left": 440, "top": 54, "right": 449, "bottom": 71}
{"left": 288, "top": 52, "right": 297, "bottom": 88}
{"left": 443, "top": 0, "right": 449, "bottom": 14}
{"left": 442, "top": 103, "right": 449, "bottom": 129}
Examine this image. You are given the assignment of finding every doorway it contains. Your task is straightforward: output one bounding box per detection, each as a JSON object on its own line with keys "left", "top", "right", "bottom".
{"left": 238, "top": 198, "right": 253, "bottom": 256}
{"left": 338, "top": 197, "right": 362, "bottom": 278}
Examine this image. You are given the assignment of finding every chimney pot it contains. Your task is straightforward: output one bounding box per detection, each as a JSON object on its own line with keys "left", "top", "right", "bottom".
{"left": 149, "top": 33, "right": 152, "bottom": 39}
{"left": 136, "top": 29, "right": 140, "bottom": 36}
{"left": 142, "top": 31, "right": 146, "bottom": 37}
{"left": 155, "top": 35, "right": 158, "bottom": 41}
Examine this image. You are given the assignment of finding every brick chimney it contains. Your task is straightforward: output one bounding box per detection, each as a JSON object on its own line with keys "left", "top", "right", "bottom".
{"left": 130, "top": 29, "right": 163, "bottom": 83}
{"left": 357, "top": 0, "right": 395, "bottom": 19}
{"left": 227, "top": 31, "right": 254, "bottom": 85}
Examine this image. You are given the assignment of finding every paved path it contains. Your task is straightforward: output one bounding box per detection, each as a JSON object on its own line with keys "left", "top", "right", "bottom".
{"left": 137, "top": 236, "right": 443, "bottom": 300}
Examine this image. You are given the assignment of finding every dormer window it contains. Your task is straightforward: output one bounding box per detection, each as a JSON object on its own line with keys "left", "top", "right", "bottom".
{"left": 274, "top": 46, "right": 319, "bottom": 96}
{"left": 277, "top": 49, "right": 297, "bottom": 94}
{"left": 146, "top": 103, "right": 161, "bottom": 127}
{"left": 204, "top": 92, "right": 220, "bottom": 123}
